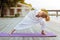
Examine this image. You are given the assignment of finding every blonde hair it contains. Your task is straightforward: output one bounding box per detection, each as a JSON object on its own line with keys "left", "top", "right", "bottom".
{"left": 41, "top": 9, "right": 48, "bottom": 14}
{"left": 41, "top": 8, "right": 50, "bottom": 21}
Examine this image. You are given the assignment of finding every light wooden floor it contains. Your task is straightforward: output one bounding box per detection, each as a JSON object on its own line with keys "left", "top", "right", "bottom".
{"left": 0, "top": 17, "right": 60, "bottom": 40}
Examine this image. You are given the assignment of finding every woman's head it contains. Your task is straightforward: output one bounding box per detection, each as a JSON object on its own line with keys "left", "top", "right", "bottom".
{"left": 36, "top": 9, "right": 50, "bottom": 21}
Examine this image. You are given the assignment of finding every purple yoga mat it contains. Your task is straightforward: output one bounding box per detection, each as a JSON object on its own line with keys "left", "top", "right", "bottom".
{"left": 0, "top": 32, "right": 56, "bottom": 37}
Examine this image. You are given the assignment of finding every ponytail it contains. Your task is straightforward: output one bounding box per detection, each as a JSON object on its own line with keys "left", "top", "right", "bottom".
{"left": 45, "top": 16, "right": 50, "bottom": 21}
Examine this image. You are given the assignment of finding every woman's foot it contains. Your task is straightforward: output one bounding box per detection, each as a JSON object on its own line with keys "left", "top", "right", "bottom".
{"left": 10, "top": 29, "right": 15, "bottom": 34}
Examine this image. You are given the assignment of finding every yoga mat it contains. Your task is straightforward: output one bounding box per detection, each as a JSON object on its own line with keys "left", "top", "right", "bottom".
{"left": 0, "top": 32, "right": 56, "bottom": 37}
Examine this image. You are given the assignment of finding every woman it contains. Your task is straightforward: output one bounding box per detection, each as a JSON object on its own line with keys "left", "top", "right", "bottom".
{"left": 10, "top": 9, "right": 50, "bottom": 35}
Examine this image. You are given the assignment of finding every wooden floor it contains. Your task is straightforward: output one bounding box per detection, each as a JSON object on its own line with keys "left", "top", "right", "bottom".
{"left": 0, "top": 17, "right": 60, "bottom": 40}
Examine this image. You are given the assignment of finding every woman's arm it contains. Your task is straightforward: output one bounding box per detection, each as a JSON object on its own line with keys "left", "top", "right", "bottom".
{"left": 40, "top": 20, "right": 46, "bottom": 30}
{"left": 39, "top": 19, "right": 47, "bottom": 35}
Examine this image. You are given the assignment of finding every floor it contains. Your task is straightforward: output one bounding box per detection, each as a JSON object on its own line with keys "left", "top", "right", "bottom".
{"left": 0, "top": 16, "right": 60, "bottom": 40}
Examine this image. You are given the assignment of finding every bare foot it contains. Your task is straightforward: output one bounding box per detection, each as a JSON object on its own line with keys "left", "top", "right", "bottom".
{"left": 10, "top": 29, "right": 15, "bottom": 34}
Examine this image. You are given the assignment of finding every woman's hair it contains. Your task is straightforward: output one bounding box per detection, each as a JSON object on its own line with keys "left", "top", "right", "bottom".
{"left": 41, "top": 9, "right": 50, "bottom": 21}
{"left": 45, "top": 16, "right": 50, "bottom": 21}
{"left": 41, "top": 9, "right": 48, "bottom": 14}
